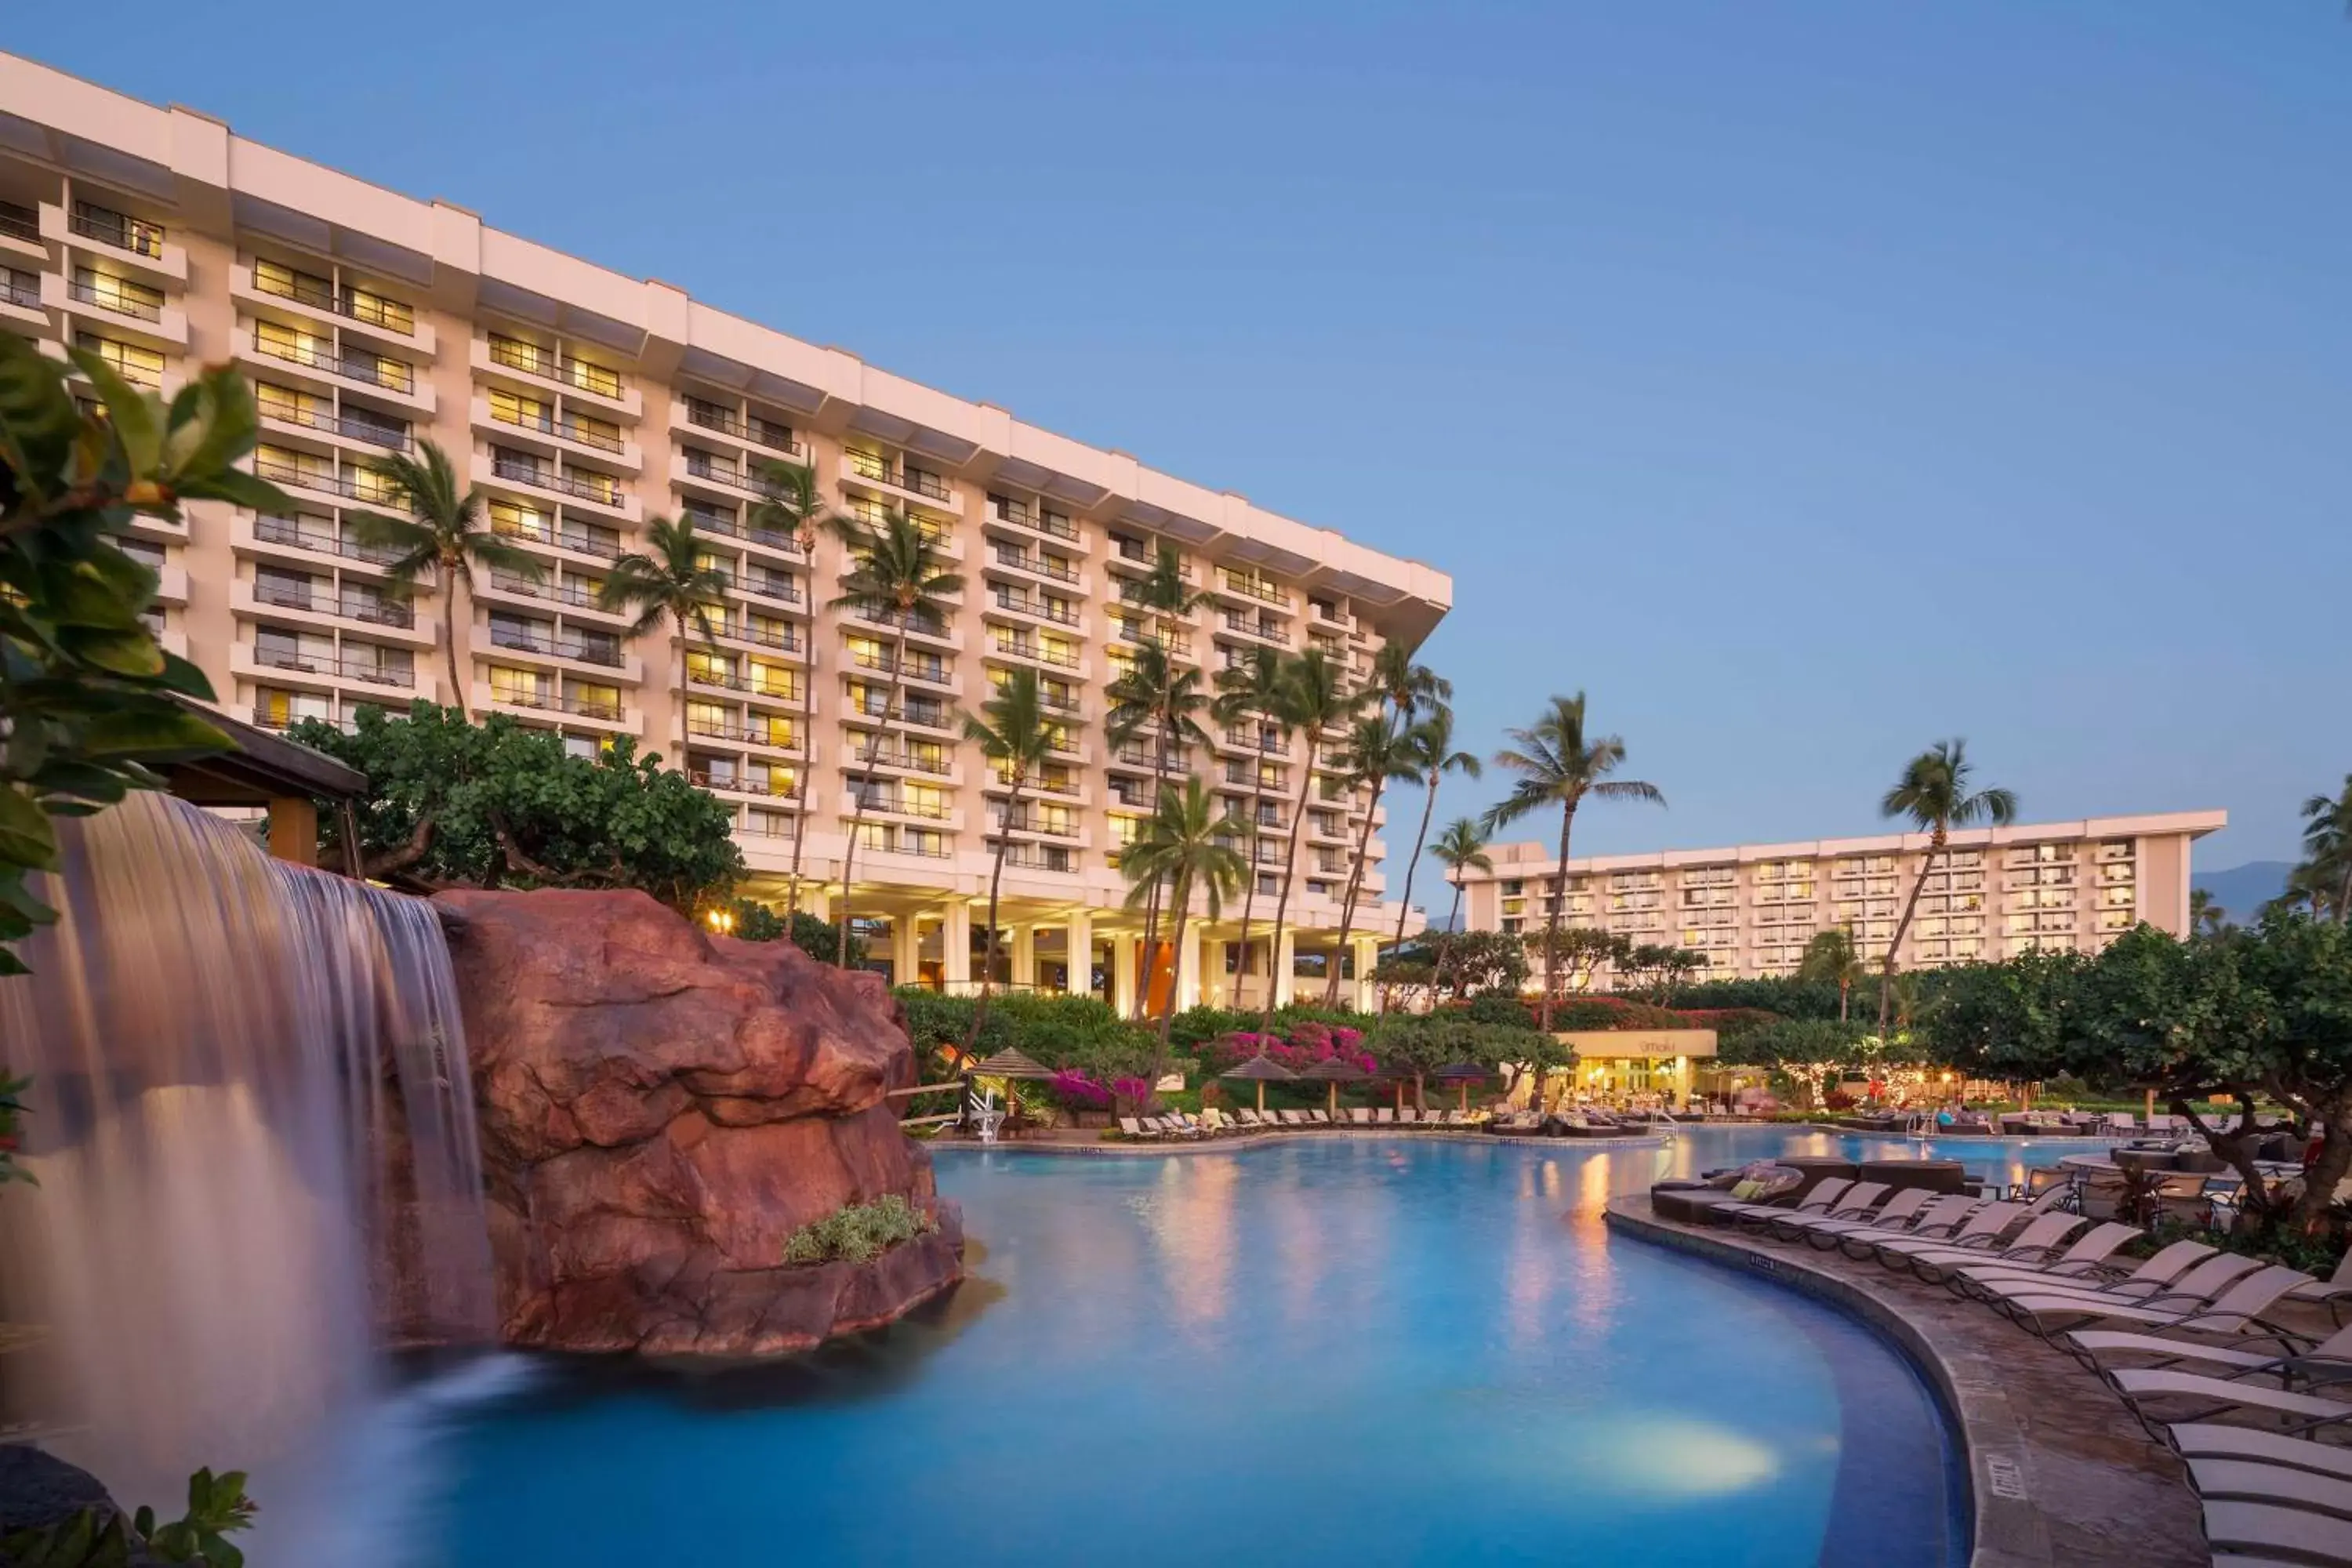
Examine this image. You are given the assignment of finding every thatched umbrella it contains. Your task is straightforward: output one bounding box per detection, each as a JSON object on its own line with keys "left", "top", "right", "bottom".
{"left": 1301, "top": 1055, "right": 1370, "bottom": 1116}
{"left": 1435, "top": 1060, "right": 1491, "bottom": 1113}
{"left": 1378, "top": 1057, "right": 1416, "bottom": 1112}
{"left": 1219, "top": 1054, "right": 1298, "bottom": 1115}
{"left": 970, "top": 1047, "right": 1055, "bottom": 1080}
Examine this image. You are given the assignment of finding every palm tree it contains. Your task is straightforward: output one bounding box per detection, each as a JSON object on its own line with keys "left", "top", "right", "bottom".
{"left": 598, "top": 514, "right": 731, "bottom": 745}
{"left": 1369, "top": 638, "right": 1451, "bottom": 723}
{"left": 344, "top": 438, "right": 542, "bottom": 719}
{"left": 1877, "top": 739, "right": 2017, "bottom": 1035}
{"left": 1211, "top": 647, "right": 1291, "bottom": 1007}
{"left": 1325, "top": 710, "right": 1421, "bottom": 1007}
{"left": 1481, "top": 692, "right": 1665, "bottom": 1033}
{"left": 1795, "top": 925, "right": 1866, "bottom": 1022}
{"left": 1428, "top": 818, "right": 1492, "bottom": 935}
{"left": 749, "top": 459, "right": 831, "bottom": 920}
{"left": 826, "top": 508, "right": 964, "bottom": 964}
{"left": 961, "top": 668, "right": 1055, "bottom": 1051}
{"left": 2187, "top": 888, "right": 2228, "bottom": 938}
{"left": 1104, "top": 642, "right": 1207, "bottom": 1016}
{"left": 1259, "top": 648, "right": 1365, "bottom": 1033}
{"left": 2299, "top": 775, "right": 2352, "bottom": 924}
{"left": 1385, "top": 705, "right": 1480, "bottom": 1010}
{"left": 1119, "top": 775, "right": 1247, "bottom": 1074}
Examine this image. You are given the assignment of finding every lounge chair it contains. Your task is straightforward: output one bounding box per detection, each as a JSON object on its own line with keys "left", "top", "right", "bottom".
{"left": 1943, "top": 1221, "right": 2145, "bottom": 1297}
{"left": 1862, "top": 1201, "right": 2031, "bottom": 1270}
{"left": 1774, "top": 1187, "right": 1937, "bottom": 1247}
{"left": 1893, "top": 1214, "right": 2093, "bottom": 1285}
{"left": 1758, "top": 1182, "right": 1889, "bottom": 1240}
{"left": 2201, "top": 1500, "right": 2352, "bottom": 1564}
{"left": 1962, "top": 1240, "right": 2229, "bottom": 1309}
{"left": 2070, "top": 1317, "right": 2352, "bottom": 1382}
{"left": 1831, "top": 1194, "right": 1983, "bottom": 1260}
{"left": 1234, "top": 1109, "right": 1265, "bottom": 1130}
{"left": 1279, "top": 1109, "right": 1306, "bottom": 1126}
{"left": 1348, "top": 1108, "right": 1372, "bottom": 1126}
{"left": 1720, "top": 1175, "right": 1850, "bottom": 1231}
{"left": 1308, "top": 1109, "right": 1333, "bottom": 1126}
{"left": 1119, "top": 1116, "right": 1156, "bottom": 1140}
{"left": 1998, "top": 1264, "right": 2315, "bottom": 1344}
{"left": 1374, "top": 1107, "right": 1394, "bottom": 1125}
{"left": 2174, "top": 1422, "right": 2352, "bottom": 1478}
{"left": 2113, "top": 1370, "right": 2352, "bottom": 1439}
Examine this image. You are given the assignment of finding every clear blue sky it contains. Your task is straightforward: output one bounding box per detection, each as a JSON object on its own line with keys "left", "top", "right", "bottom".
{"left": 17, "top": 2, "right": 2347, "bottom": 876}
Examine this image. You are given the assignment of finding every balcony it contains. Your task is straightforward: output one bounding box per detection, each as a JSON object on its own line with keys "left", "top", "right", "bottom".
{"left": 674, "top": 448, "right": 793, "bottom": 502}
{"left": 844, "top": 790, "right": 955, "bottom": 824}
{"left": 241, "top": 328, "right": 432, "bottom": 412}
{"left": 248, "top": 578, "right": 416, "bottom": 631}
{"left": 691, "top": 768, "right": 795, "bottom": 799}
{"left": 248, "top": 513, "right": 405, "bottom": 568}
{"left": 985, "top": 636, "right": 1080, "bottom": 672}
{"left": 985, "top": 546, "right": 1083, "bottom": 586}
{"left": 1217, "top": 612, "right": 1290, "bottom": 647}
{"left": 680, "top": 399, "right": 803, "bottom": 459}
{"left": 986, "top": 589, "right": 1081, "bottom": 629}
{"left": 841, "top": 448, "right": 962, "bottom": 514}
{"left": 1214, "top": 570, "right": 1289, "bottom": 610}
{"left": 480, "top": 451, "right": 639, "bottom": 521}
{"left": 0, "top": 201, "right": 39, "bottom": 254}
{"left": 491, "top": 517, "right": 624, "bottom": 561}
{"left": 983, "top": 497, "right": 1084, "bottom": 548}
{"left": 843, "top": 742, "right": 954, "bottom": 778}
{"left": 713, "top": 618, "right": 801, "bottom": 654}
{"left": 46, "top": 201, "right": 187, "bottom": 283}
{"left": 252, "top": 452, "right": 404, "bottom": 507}
{"left": 474, "top": 335, "right": 641, "bottom": 419}
{"left": 53, "top": 274, "right": 191, "bottom": 349}
{"left": 260, "top": 397, "right": 412, "bottom": 453}
{"left": 473, "top": 396, "right": 640, "bottom": 470}
{"left": 850, "top": 647, "right": 953, "bottom": 686}
{"left": 482, "top": 684, "right": 634, "bottom": 729}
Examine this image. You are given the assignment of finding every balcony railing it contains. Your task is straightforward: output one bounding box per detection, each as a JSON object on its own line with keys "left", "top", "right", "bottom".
{"left": 339, "top": 596, "right": 413, "bottom": 629}
{"left": 683, "top": 401, "right": 803, "bottom": 457}
{"left": 254, "top": 514, "right": 404, "bottom": 565}
{"left": 989, "top": 590, "right": 1078, "bottom": 626}
{"left": 1221, "top": 612, "right": 1290, "bottom": 645}
{"left": 67, "top": 278, "right": 162, "bottom": 323}
{"left": 250, "top": 266, "right": 417, "bottom": 336}
{"left": 858, "top": 746, "right": 953, "bottom": 776}
{"left": 691, "top": 768, "right": 785, "bottom": 797}
{"left": 260, "top": 398, "right": 412, "bottom": 451}
{"left": 71, "top": 204, "right": 165, "bottom": 260}
{"left": 252, "top": 331, "right": 416, "bottom": 394}
{"left": 1220, "top": 571, "right": 1287, "bottom": 608}
{"left": 989, "top": 637, "right": 1077, "bottom": 669}
{"left": 490, "top": 453, "right": 625, "bottom": 508}
{"left": 488, "top": 401, "right": 623, "bottom": 454}
{"left": 851, "top": 648, "right": 949, "bottom": 681}
{"left": 716, "top": 619, "right": 798, "bottom": 652}
{"left": 1, "top": 271, "right": 36, "bottom": 310}
{"left": 486, "top": 336, "right": 622, "bottom": 399}
{"left": 0, "top": 203, "right": 37, "bottom": 244}
{"left": 991, "top": 548, "right": 1080, "bottom": 584}
{"left": 253, "top": 455, "right": 394, "bottom": 503}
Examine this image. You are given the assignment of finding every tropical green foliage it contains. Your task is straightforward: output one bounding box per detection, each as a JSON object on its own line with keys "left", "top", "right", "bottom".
{"left": 344, "top": 438, "right": 541, "bottom": 720}
{"left": 964, "top": 667, "right": 1057, "bottom": 1047}
{"left": 1258, "top": 646, "right": 1364, "bottom": 1029}
{"left": 1121, "top": 775, "right": 1248, "bottom": 1063}
{"left": 1327, "top": 709, "right": 1420, "bottom": 1004}
{"left": 2, "top": 1466, "right": 256, "bottom": 1568}
{"left": 745, "top": 460, "right": 831, "bottom": 917}
{"left": 292, "top": 702, "right": 742, "bottom": 908}
{"left": 0, "top": 1068, "right": 31, "bottom": 1187}
{"left": 1875, "top": 738, "right": 2016, "bottom": 1033}
{"left": 597, "top": 512, "right": 728, "bottom": 728}
{"left": 782, "top": 1195, "right": 936, "bottom": 1265}
{"left": 726, "top": 899, "right": 866, "bottom": 967}
{"left": 0, "top": 332, "right": 281, "bottom": 975}
{"left": 1482, "top": 691, "right": 1664, "bottom": 1032}
{"left": 2285, "top": 774, "right": 2352, "bottom": 922}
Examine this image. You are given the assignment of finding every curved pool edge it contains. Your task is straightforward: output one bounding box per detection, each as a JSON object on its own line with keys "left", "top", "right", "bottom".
{"left": 927, "top": 1128, "right": 1670, "bottom": 1156}
{"left": 1602, "top": 1196, "right": 2202, "bottom": 1568}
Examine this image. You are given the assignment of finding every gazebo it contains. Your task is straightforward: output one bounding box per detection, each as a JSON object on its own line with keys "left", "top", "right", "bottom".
{"left": 1300, "top": 1056, "right": 1370, "bottom": 1117}
{"left": 1218, "top": 1054, "right": 1298, "bottom": 1115}
{"left": 964, "top": 1047, "right": 1056, "bottom": 1134}
{"left": 1434, "top": 1061, "right": 1492, "bottom": 1113}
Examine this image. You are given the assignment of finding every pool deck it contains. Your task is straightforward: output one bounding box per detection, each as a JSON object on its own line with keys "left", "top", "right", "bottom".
{"left": 928, "top": 1127, "right": 1670, "bottom": 1156}
{"left": 1605, "top": 1196, "right": 2204, "bottom": 1568}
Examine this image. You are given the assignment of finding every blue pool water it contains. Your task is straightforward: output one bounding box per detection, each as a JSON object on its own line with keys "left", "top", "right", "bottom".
{"left": 423, "top": 1131, "right": 2068, "bottom": 1566}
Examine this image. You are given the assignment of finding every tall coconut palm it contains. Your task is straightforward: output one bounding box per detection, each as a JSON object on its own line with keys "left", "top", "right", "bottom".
{"left": 2187, "top": 889, "right": 2227, "bottom": 939}
{"left": 1211, "top": 646, "right": 1291, "bottom": 1007}
{"left": 344, "top": 438, "right": 542, "bottom": 719}
{"left": 1385, "top": 705, "right": 1480, "bottom": 1010}
{"left": 1119, "top": 775, "right": 1247, "bottom": 1073}
{"left": 1259, "top": 647, "right": 1365, "bottom": 1033}
{"left": 749, "top": 459, "right": 831, "bottom": 920}
{"left": 1795, "top": 925, "right": 1866, "bottom": 1022}
{"left": 1369, "top": 638, "right": 1451, "bottom": 723}
{"left": 1428, "top": 818, "right": 1492, "bottom": 936}
{"left": 1481, "top": 692, "right": 1666, "bottom": 1033}
{"left": 598, "top": 514, "right": 731, "bottom": 747}
{"left": 1878, "top": 739, "right": 2017, "bottom": 1035}
{"left": 961, "top": 668, "right": 1055, "bottom": 1051}
{"left": 1325, "top": 710, "right": 1422, "bottom": 1007}
{"left": 2299, "top": 775, "right": 2352, "bottom": 924}
{"left": 1104, "top": 642, "right": 1207, "bottom": 1015}
{"left": 826, "top": 508, "right": 964, "bottom": 964}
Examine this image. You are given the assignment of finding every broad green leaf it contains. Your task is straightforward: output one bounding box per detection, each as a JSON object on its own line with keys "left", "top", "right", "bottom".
{"left": 56, "top": 626, "right": 165, "bottom": 678}
{"left": 0, "top": 330, "right": 80, "bottom": 503}
{"left": 0, "top": 784, "right": 60, "bottom": 868}
{"left": 156, "top": 651, "right": 219, "bottom": 699}
{"left": 76, "top": 708, "right": 230, "bottom": 759}
{"left": 173, "top": 466, "right": 292, "bottom": 515}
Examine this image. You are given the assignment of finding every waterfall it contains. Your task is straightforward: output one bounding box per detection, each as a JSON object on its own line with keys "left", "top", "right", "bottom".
{"left": 0, "top": 790, "right": 495, "bottom": 1519}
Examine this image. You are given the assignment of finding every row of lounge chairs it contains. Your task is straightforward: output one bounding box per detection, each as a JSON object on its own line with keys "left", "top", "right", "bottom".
{"left": 1716, "top": 1174, "right": 2352, "bottom": 1563}
{"left": 1117, "top": 1107, "right": 1488, "bottom": 1140}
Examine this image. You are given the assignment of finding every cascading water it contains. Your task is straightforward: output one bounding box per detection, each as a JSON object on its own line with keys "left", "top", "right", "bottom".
{"left": 0, "top": 790, "right": 497, "bottom": 1535}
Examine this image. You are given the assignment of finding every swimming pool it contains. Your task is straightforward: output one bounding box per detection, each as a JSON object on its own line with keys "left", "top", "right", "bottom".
{"left": 426, "top": 1131, "right": 1998, "bottom": 1566}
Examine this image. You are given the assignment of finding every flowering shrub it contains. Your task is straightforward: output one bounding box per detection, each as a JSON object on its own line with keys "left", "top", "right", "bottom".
{"left": 1047, "top": 1069, "right": 1112, "bottom": 1109}
{"left": 1109, "top": 1076, "right": 1156, "bottom": 1106}
{"left": 1824, "top": 1090, "right": 1859, "bottom": 1112}
{"left": 1206, "top": 1027, "right": 1376, "bottom": 1076}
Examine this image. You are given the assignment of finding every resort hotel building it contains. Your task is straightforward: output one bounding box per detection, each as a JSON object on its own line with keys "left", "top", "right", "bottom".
{"left": 1455, "top": 811, "right": 2227, "bottom": 989}
{"left": 0, "top": 50, "right": 1452, "bottom": 1011}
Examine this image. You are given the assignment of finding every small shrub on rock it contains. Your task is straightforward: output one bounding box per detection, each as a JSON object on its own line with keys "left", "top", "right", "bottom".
{"left": 782, "top": 1195, "right": 935, "bottom": 1266}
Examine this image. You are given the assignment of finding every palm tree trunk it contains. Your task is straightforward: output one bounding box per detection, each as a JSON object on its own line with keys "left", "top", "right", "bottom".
{"left": 785, "top": 630, "right": 815, "bottom": 920}
{"left": 834, "top": 622, "right": 907, "bottom": 967}
{"left": 966, "top": 775, "right": 1020, "bottom": 1051}
{"left": 1385, "top": 768, "right": 1443, "bottom": 1014}
{"left": 1136, "top": 722, "right": 1170, "bottom": 1020}
{"left": 1538, "top": 804, "right": 1577, "bottom": 1034}
{"left": 1838, "top": 977, "right": 1849, "bottom": 1024}
{"left": 673, "top": 616, "right": 688, "bottom": 756}
{"left": 1437, "top": 882, "right": 1465, "bottom": 1000}
{"left": 1325, "top": 772, "right": 1390, "bottom": 1007}
{"left": 1258, "top": 753, "right": 1320, "bottom": 1034}
{"left": 443, "top": 558, "right": 470, "bottom": 720}
{"left": 1157, "top": 877, "right": 1190, "bottom": 1077}
{"left": 1878, "top": 824, "right": 1945, "bottom": 1037}
{"left": 1235, "top": 758, "right": 1270, "bottom": 1012}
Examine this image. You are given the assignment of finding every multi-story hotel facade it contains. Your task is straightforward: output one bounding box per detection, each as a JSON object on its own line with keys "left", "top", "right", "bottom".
{"left": 0, "top": 52, "right": 1451, "bottom": 1010}
{"left": 1456, "top": 811, "right": 2226, "bottom": 989}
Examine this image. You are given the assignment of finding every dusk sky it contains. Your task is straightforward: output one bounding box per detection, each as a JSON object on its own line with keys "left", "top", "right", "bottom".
{"left": 15, "top": 2, "right": 2346, "bottom": 880}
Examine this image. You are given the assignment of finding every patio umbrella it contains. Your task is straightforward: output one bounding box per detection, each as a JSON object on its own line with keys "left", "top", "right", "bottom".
{"left": 1434, "top": 1061, "right": 1491, "bottom": 1113}
{"left": 969, "top": 1047, "right": 1055, "bottom": 1080}
{"left": 1219, "top": 1054, "right": 1298, "bottom": 1114}
{"left": 1377, "top": 1057, "right": 1416, "bottom": 1111}
{"left": 1300, "top": 1056, "right": 1370, "bottom": 1116}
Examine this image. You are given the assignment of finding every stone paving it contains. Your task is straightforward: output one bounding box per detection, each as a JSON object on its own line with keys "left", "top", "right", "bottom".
{"left": 1607, "top": 1196, "right": 2208, "bottom": 1568}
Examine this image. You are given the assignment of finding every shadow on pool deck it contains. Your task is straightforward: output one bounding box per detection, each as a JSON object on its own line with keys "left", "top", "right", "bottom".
{"left": 1606, "top": 1196, "right": 2205, "bottom": 1568}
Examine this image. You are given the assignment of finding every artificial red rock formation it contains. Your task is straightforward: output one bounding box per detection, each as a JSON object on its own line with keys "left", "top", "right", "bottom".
{"left": 433, "top": 888, "right": 963, "bottom": 1356}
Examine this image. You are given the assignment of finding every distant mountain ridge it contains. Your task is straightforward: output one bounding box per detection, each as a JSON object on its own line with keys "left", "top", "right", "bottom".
{"left": 2192, "top": 861, "right": 2294, "bottom": 922}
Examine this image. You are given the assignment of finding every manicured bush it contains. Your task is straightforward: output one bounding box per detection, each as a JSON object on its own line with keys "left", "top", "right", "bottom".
{"left": 730, "top": 900, "right": 867, "bottom": 967}
{"left": 782, "top": 1195, "right": 935, "bottom": 1265}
